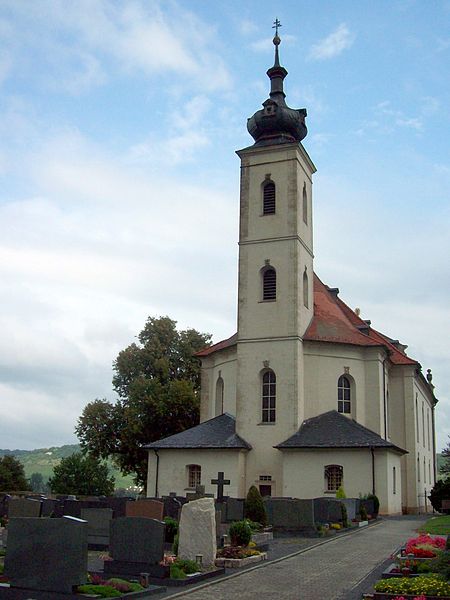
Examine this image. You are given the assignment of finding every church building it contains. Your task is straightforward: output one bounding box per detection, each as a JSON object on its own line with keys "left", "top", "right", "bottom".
{"left": 145, "top": 31, "right": 438, "bottom": 515}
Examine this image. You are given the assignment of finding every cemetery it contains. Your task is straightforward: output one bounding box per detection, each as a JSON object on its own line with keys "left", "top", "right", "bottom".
{"left": 0, "top": 477, "right": 386, "bottom": 599}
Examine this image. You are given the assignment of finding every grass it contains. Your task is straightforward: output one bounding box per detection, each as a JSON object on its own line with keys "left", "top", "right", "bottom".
{"left": 419, "top": 515, "right": 450, "bottom": 535}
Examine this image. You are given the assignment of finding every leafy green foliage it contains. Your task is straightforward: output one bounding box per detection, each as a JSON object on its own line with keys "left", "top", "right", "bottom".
{"left": 366, "top": 493, "right": 380, "bottom": 515}
{"left": 48, "top": 452, "right": 115, "bottom": 495}
{"left": 0, "top": 455, "right": 28, "bottom": 492}
{"left": 335, "top": 486, "right": 346, "bottom": 499}
{"left": 78, "top": 584, "right": 121, "bottom": 597}
{"left": 169, "top": 565, "right": 187, "bottom": 580}
{"left": 359, "top": 504, "right": 368, "bottom": 520}
{"left": 172, "top": 559, "right": 199, "bottom": 574}
{"left": 244, "top": 485, "right": 268, "bottom": 526}
{"left": 76, "top": 316, "right": 211, "bottom": 486}
{"left": 340, "top": 502, "right": 348, "bottom": 527}
{"left": 430, "top": 478, "right": 450, "bottom": 512}
{"left": 172, "top": 532, "right": 179, "bottom": 555}
{"left": 164, "top": 516, "right": 179, "bottom": 543}
{"left": 229, "top": 520, "right": 252, "bottom": 547}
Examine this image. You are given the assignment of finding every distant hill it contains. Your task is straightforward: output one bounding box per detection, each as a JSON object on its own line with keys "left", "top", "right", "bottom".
{"left": 0, "top": 444, "right": 136, "bottom": 490}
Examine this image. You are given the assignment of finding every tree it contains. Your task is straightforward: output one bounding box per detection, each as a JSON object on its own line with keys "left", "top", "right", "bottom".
{"left": 0, "top": 455, "right": 28, "bottom": 492}
{"left": 244, "top": 485, "right": 268, "bottom": 526}
{"left": 75, "top": 316, "right": 211, "bottom": 486}
{"left": 29, "top": 472, "right": 48, "bottom": 493}
{"left": 48, "top": 452, "right": 115, "bottom": 496}
{"left": 441, "top": 442, "right": 450, "bottom": 476}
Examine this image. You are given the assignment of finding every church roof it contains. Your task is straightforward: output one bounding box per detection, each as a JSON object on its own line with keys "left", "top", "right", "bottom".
{"left": 144, "top": 413, "right": 252, "bottom": 450}
{"left": 303, "top": 274, "right": 418, "bottom": 366}
{"left": 275, "top": 410, "right": 407, "bottom": 453}
{"left": 196, "top": 274, "right": 418, "bottom": 367}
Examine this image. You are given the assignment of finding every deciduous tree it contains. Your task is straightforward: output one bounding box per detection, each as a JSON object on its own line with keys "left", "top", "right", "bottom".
{"left": 0, "top": 455, "right": 28, "bottom": 492}
{"left": 75, "top": 316, "right": 211, "bottom": 486}
{"left": 48, "top": 452, "right": 114, "bottom": 496}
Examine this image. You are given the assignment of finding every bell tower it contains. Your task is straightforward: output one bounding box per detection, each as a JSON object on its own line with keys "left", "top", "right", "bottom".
{"left": 235, "top": 24, "right": 316, "bottom": 495}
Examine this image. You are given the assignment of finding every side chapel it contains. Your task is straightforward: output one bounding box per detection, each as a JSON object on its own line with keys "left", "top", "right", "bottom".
{"left": 145, "top": 29, "right": 438, "bottom": 514}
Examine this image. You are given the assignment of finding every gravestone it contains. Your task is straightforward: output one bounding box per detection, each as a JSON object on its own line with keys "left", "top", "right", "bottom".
{"left": 161, "top": 495, "right": 186, "bottom": 520}
{"left": 125, "top": 499, "right": 164, "bottom": 520}
{"left": 225, "top": 498, "right": 245, "bottom": 522}
{"left": 0, "top": 494, "right": 10, "bottom": 518}
{"left": 61, "top": 498, "right": 81, "bottom": 518}
{"left": 313, "top": 498, "right": 343, "bottom": 523}
{"left": 81, "top": 507, "right": 113, "bottom": 548}
{"left": 186, "top": 484, "right": 214, "bottom": 501}
{"left": 8, "top": 497, "right": 42, "bottom": 518}
{"left": 4, "top": 516, "right": 88, "bottom": 593}
{"left": 210, "top": 472, "right": 230, "bottom": 501}
{"left": 341, "top": 498, "right": 359, "bottom": 521}
{"left": 104, "top": 516, "right": 165, "bottom": 578}
{"left": 41, "top": 498, "right": 60, "bottom": 517}
{"left": 264, "top": 498, "right": 315, "bottom": 530}
{"left": 178, "top": 498, "right": 217, "bottom": 567}
{"left": 105, "top": 496, "right": 134, "bottom": 518}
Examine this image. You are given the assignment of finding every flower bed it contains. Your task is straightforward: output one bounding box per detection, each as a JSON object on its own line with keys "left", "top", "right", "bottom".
{"left": 374, "top": 573, "right": 450, "bottom": 598}
{"left": 405, "top": 535, "right": 446, "bottom": 559}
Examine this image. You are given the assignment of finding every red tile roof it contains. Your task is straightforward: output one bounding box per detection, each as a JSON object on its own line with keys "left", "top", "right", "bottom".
{"left": 195, "top": 273, "right": 418, "bottom": 366}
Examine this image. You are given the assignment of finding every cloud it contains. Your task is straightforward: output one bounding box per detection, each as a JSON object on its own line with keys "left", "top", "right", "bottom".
{"left": 308, "top": 24, "right": 354, "bottom": 61}
{"left": 237, "top": 19, "right": 258, "bottom": 36}
{"left": 2, "top": 0, "right": 232, "bottom": 94}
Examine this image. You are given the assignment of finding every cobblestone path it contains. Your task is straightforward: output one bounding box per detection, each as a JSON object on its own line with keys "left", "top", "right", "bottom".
{"left": 167, "top": 517, "right": 427, "bottom": 600}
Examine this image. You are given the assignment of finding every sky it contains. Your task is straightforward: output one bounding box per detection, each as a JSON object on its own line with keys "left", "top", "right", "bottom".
{"left": 0, "top": 0, "right": 449, "bottom": 453}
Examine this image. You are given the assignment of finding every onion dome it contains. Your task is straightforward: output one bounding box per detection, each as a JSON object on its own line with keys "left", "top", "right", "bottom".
{"left": 247, "top": 25, "right": 307, "bottom": 146}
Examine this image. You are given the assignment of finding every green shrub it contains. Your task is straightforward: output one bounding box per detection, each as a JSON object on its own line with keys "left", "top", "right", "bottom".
{"left": 359, "top": 504, "right": 368, "bottom": 520}
{"left": 431, "top": 549, "right": 450, "bottom": 580}
{"left": 244, "top": 486, "right": 268, "bottom": 526}
{"left": 340, "top": 502, "right": 349, "bottom": 527}
{"left": 336, "top": 486, "right": 346, "bottom": 499}
{"left": 367, "top": 493, "right": 380, "bottom": 515}
{"left": 78, "top": 584, "right": 121, "bottom": 597}
{"left": 429, "top": 479, "right": 450, "bottom": 513}
{"left": 172, "top": 532, "right": 179, "bottom": 555}
{"left": 229, "top": 520, "right": 252, "bottom": 547}
{"left": 164, "top": 516, "right": 179, "bottom": 543}
{"left": 0, "top": 563, "right": 3, "bottom": 574}
{"left": 244, "top": 518, "right": 263, "bottom": 532}
{"left": 172, "top": 558, "right": 199, "bottom": 574}
{"left": 170, "top": 565, "right": 187, "bottom": 580}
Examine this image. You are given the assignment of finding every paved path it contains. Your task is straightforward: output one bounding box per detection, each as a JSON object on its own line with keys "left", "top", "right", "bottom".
{"left": 158, "top": 516, "right": 427, "bottom": 600}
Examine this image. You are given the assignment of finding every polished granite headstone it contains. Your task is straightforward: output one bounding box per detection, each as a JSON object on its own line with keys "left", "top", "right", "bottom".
{"left": 4, "top": 516, "right": 88, "bottom": 593}
{"left": 80, "top": 507, "right": 112, "bottom": 548}
{"left": 8, "top": 498, "right": 42, "bottom": 518}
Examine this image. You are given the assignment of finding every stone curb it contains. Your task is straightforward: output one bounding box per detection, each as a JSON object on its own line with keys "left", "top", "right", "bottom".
{"left": 157, "top": 520, "right": 383, "bottom": 599}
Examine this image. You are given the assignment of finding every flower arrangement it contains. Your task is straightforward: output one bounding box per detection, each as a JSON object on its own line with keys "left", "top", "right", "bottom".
{"left": 393, "top": 596, "right": 427, "bottom": 600}
{"left": 405, "top": 535, "right": 446, "bottom": 558}
{"left": 374, "top": 573, "right": 450, "bottom": 596}
{"left": 330, "top": 523, "right": 341, "bottom": 530}
{"left": 78, "top": 576, "right": 144, "bottom": 597}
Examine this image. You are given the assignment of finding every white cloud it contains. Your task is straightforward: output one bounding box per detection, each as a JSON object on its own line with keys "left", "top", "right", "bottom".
{"left": 308, "top": 23, "right": 354, "bottom": 61}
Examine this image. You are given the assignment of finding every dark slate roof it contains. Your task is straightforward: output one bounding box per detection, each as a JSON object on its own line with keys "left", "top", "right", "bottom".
{"left": 144, "top": 413, "right": 252, "bottom": 450}
{"left": 275, "top": 411, "right": 406, "bottom": 453}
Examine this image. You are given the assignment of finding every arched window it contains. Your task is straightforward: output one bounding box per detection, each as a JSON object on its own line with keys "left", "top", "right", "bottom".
{"left": 188, "top": 464, "right": 201, "bottom": 488}
{"left": 325, "top": 465, "right": 343, "bottom": 492}
{"left": 215, "top": 377, "right": 224, "bottom": 416}
{"left": 262, "top": 267, "right": 276, "bottom": 301}
{"left": 263, "top": 181, "right": 276, "bottom": 215}
{"left": 262, "top": 370, "right": 276, "bottom": 423}
{"left": 303, "top": 270, "right": 309, "bottom": 308}
{"left": 337, "top": 376, "right": 351, "bottom": 414}
{"left": 302, "top": 183, "right": 308, "bottom": 224}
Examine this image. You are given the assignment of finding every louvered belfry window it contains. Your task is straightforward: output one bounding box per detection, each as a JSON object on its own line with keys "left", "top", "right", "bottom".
{"left": 263, "top": 268, "right": 276, "bottom": 300}
{"left": 263, "top": 181, "right": 276, "bottom": 215}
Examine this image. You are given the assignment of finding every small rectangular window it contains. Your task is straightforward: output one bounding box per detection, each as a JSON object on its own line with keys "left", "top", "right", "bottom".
{"left": 188, "top": 465, "right": 201, "bottom": 488}
{"left": 393, "top": 466, "right": 396, "bottom": 494}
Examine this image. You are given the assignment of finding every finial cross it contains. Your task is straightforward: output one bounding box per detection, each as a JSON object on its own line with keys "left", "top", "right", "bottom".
{"left": 272, "top": 18, "right": 282, "bottom": 36}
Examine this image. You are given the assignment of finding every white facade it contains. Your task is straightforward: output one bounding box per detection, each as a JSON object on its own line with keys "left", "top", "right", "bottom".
{"left": 146, "top": 40, "right": 438, "bottom": 515}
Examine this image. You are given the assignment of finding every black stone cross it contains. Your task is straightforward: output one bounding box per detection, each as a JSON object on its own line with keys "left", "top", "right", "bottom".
{"left": 272, "top": 18, "right": 282, "bottom": 36}
{"left": 211, "top": 472, "right": 230, "bottom": 501}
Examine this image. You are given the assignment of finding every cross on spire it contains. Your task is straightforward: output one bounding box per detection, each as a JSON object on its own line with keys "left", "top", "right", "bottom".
{"left": 272, "top": 18, "right": 282, "bottom": 37}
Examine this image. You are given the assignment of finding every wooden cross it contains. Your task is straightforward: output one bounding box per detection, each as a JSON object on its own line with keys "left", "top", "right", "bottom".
{"left": 211, "top": 472, "right": 230, "bottom": 501}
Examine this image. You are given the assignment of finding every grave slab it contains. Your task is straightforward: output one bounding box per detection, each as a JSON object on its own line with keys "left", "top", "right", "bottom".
{"left": 4, "top": 516, "right": 87, "bottom": 593}
{"left": 178, "top": 498, "right": 217, "bottom": 567}
{"left": 125, "top": 499, "right": 164, "bottom": 520}
{"left": 8, "top": 498, "right": 42, "bottom": 518}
